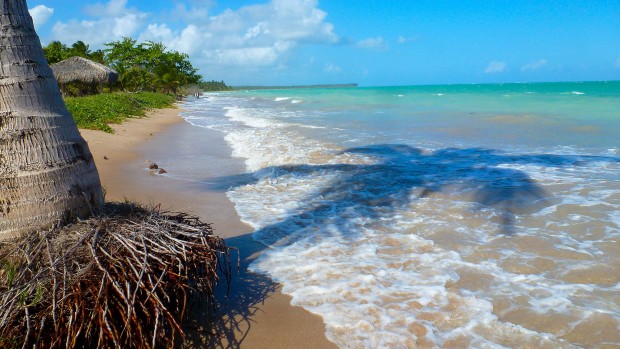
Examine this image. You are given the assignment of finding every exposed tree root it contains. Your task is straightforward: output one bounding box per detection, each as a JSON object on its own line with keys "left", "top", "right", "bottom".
{"left": 0, "top": 202, "right": 232, "bottom": 348}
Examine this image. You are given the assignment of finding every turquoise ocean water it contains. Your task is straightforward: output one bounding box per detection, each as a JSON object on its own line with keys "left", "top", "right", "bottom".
{"left": 181, "top": 82, "right": 620, "bottom": 348}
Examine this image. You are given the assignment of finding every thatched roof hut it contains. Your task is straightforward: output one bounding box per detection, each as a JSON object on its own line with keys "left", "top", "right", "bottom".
{"left": 51, "top": 56, "right": 118, "bottom": 95}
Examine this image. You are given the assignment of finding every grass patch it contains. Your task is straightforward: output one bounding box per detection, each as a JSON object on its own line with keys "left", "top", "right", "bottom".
{"left": 65, "top": 92, "right": 176, "bottom": 133}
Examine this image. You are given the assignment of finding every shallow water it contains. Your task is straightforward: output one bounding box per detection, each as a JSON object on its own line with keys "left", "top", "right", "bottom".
{"left": 181, "top": 82, "right": 620, "bottom": 348}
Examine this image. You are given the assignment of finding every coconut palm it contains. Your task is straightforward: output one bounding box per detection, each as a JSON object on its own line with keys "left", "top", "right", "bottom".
{"left": 42, "top": 40, "right": 67, "bottom": 64}
{"left": 68, "top": 40, "right": 91, "bottom": 58}
{"left": 153, "top": 66, "right": 181, "bottom": 95}
{"left": 0, "top": 0, "right": 104, "bottom": 239}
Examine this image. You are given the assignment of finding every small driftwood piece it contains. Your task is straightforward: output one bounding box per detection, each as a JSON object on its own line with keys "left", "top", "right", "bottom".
{"left": 0, "top": 203, "right": 232, "bottom": 348}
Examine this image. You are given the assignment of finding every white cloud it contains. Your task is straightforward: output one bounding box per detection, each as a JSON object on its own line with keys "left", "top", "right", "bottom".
{"left": 244, "top": 22, "right": 269, "bottom": 40}
{"left": 171, "top": 1, "right": 212, "bottom": 22}
{"left": 113, "top": 13, "right": 144, "bottom": 37}
{"left": 145, "top": 0, "right": 338, "bottom": 68}
{"left": 47, "top": 0, "right": 339, "bottom": 74}
{"left": 521, "top": 59, "right": 547, "bottom": 71}
{"left": 324, "top": 63, "right": 341, "bottom": 73}
{"left": 357, "top": 37, "right": 387, "bottom": 51}
{"left": 484, "top": 61, "right": 506, "bottom": 73}
{"left": 205, "top": 44, "right": 290, "bottom": 67}
{"left": 139, "top": 23, "right": 206, "bottom": 55}
{"left": 29, "top": 5, "right": 54, "bottom": 29}
{"left": 51, "top": 0, "right": 147, "bottom": 47}
{"left": 83, "top": 0, "right": 129, "bottom": 17}
{"left": 397, "top": 36, "right": 416, "bottom": 44}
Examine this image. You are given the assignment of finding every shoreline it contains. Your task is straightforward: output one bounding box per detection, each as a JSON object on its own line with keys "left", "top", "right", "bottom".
{"left": 79, "top": 107, "right": 337, "bottom": 349}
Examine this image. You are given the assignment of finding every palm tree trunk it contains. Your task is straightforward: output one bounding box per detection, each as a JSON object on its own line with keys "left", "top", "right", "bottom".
{"left": 0, "top": 0, "right": 104, "bottom": 239}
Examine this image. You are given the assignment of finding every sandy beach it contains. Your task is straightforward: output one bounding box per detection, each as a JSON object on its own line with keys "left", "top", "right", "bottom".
{"left": 80, "top": 107, "right": 337, "bottom": 349}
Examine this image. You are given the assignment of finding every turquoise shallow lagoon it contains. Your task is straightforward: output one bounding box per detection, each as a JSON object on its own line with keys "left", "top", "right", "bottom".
{"left": 180, "top": 81, "right": 620, "bottom": 348}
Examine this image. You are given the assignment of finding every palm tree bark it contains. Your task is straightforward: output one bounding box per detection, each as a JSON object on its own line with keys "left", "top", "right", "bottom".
{"left": 0, "top": 0, "right": 103, "bottom": 239}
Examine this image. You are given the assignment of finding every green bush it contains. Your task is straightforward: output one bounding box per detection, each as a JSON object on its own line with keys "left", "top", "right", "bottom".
{"left": 65, "top": 92, "right": 176, "bottom": 133}
{"left": 132, "top": 92, "right": 176, "bottom": 109}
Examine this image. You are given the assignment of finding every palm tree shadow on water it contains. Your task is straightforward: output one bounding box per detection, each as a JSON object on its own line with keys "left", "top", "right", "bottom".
{"left": 211, "top": 144, "right": 617, "bottom": 237}
{"left": 187, "top": 144, "right": 618, "bottom": 348}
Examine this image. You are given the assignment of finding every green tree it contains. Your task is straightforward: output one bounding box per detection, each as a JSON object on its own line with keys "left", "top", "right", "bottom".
{"left": 42, "top": 40, "right": 105, "bottom": 64}
{"left": 89, "top": 49, "right": 105, "bottom": 63}
{"left": 104, "top": 38, "right": 202, "bottom": 94}
{"left": 104, "top": 37, "right": 143, "bottom": 70}
{"left": 199, "top": 80, "right": 232, "bottom": 91}
{"left": 67, "top": 40, "right": 90, "bottom": 58}
{"left": 42, "top": 40, "right": 67, "bottom": 64}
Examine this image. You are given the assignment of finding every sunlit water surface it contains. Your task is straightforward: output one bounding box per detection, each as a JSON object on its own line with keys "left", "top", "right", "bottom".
{"left": 180, "top": 82, "right": 620, "bottom": 348}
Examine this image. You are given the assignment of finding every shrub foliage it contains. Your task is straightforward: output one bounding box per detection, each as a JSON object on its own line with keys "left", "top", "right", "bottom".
{"left": 64, "top": 92, "right": 176, "bottom": 132}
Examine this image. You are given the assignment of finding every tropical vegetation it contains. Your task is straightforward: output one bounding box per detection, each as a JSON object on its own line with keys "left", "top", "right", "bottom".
{"left": 198, "top": 80, "right": 233, "bottom": 91}
{"left": 104, "top": 38, "right": 201, "bottom": 94}
{"left": 42, "top": 40, "right": 105, "bottom": 64}
{"left": 42, "top": 38, "right": 232, "bottom": 95}
{"left": 65, "top": 92, "right": 176, "bottom": 132}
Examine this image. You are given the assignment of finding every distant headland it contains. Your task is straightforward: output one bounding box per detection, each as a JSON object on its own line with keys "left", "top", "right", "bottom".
{"left": 233, "top": 83, "right": 358, "bottom": 90}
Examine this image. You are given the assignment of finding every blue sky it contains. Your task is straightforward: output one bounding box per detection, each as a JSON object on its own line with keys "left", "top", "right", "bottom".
{"left": 28, "top": 0, "right": 620, "bottom": 86}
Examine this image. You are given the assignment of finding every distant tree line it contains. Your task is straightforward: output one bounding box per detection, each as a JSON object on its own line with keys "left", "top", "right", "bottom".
{"left": 235, "top": 83, "right": 358, "bottom": 90}
{"left": 198, "top": 80, "right": 232, "bottom": 91}
{"left": 42, "top": 38, "right": 231, "bottom": 95}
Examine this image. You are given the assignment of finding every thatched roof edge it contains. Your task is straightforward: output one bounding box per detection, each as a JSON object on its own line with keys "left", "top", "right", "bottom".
{"left": 51, "top": 56, "right": 119, "bottom": 84}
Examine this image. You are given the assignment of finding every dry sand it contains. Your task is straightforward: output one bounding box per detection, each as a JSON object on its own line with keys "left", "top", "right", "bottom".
{"left": 80, "top": 107, "right": 337, "bottom": 349}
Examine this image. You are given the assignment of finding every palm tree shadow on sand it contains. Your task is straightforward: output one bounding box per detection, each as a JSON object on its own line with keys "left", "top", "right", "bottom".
{"left": 183, "top": 236, "right": 279, "bottom": 348}
{"left": 189, "top": 144, "right": 618, "bottom": 348}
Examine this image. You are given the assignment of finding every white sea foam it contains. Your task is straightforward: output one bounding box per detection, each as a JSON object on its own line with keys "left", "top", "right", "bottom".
{"left": 222, "top": 106, "right": 342, "bottom": 172}
{"left": 182, "top": 91, "right": 620, "bottom": 348}
{"left": 295, "top": 124, "right": 326, "bottom": 129}
{"left": 275, "top": 97, "right": 290, "bottom": 101}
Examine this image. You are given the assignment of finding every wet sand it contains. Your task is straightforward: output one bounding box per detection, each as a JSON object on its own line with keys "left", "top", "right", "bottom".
{"left": 79, "top": 107, "right": 337, "bottom": 349}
